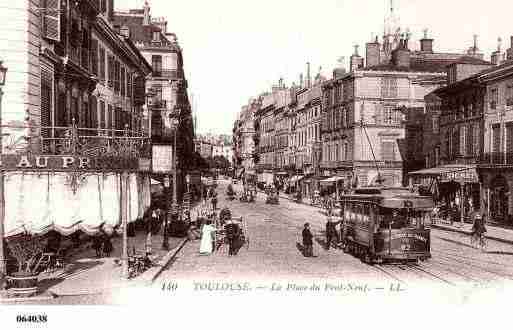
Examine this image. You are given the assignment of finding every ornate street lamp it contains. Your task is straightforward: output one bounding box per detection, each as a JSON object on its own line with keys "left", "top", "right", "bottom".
{"left": 0, "top": 60, "right": 7, "bottom": 278}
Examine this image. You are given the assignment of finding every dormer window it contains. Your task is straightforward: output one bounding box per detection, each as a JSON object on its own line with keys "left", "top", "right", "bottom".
{"left": 152, "top": 31, "right": 160, "bottom": 42}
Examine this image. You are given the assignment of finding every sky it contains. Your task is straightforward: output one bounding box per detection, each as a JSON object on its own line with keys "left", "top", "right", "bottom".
{"left": 118, "top": 0, "right": 513, "bottom": 135}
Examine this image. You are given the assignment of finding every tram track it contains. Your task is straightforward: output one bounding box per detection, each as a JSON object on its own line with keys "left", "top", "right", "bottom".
{"left": 433, "top": 252, "right": 513, "bottom": 281}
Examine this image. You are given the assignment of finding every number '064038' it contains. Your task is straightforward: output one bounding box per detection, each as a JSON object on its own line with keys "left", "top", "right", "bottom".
{"left": 16, "top": 315, "right": 48, "bottom": 323}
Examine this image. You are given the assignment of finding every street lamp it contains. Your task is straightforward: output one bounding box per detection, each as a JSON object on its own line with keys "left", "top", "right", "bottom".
{"left": 162, "top": 111, "right": 180, "bottom": 250}
{"left": 0, "top": 60, "right": 7, "bottom": 279}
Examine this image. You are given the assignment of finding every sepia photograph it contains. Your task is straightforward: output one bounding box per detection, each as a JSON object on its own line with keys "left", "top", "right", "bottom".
{"left": 1, "top": 0, "right": 513, "bottom": 328}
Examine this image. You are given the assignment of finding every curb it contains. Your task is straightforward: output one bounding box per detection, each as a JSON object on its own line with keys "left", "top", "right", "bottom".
{"left": 431, "top": 224, "right": 513, "bottom": 245}
{"left": 0, "top": 291, "right": 57, "bottom": 303}
{"left": 137, "top": 237, "right": 188, "bottom": 285}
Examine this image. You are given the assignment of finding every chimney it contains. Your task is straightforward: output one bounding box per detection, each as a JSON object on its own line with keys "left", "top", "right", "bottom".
{"left": 467, "top": 34, "right": 484, "bottom": 59}
{"left": 143, "top": 1, "right": 151, "bottom": 26}
{"left": 491, "top": 37, "right": 505, "bottom": 65}
{"left": 306, "top": 62, "right": 311, "bottom": 88}
{"left": 299, "top": 73, "right": 304, "bottom": 88}
{"left": 333, "top": 56, "right": 346, "bottom": 78}
{"left": 391, "top": 36, "right": 411, "bottom": 68}
{"left": 507, "top": 36, "right": 513, "bottom": 60}
{"left": 420, "top": 28, "right": 434, "bottom": 53}
{"left": 350, "top": 44, "right": 364, "bottom": 72}
{"left": 366, "top": 35, "right": 381, "bottom": 68}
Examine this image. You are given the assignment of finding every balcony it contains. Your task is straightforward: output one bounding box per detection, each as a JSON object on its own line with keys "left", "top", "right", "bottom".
{"left": 478, "top": 153, "right": 513, "bottom": 166}
{"left": 3, "top": 124, "right": 150, "bottom": 161}
{"left": 152, "top": 70, "right": 181, "bottom": 80}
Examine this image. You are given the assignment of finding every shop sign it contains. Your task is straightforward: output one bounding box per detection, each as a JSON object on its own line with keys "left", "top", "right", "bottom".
{"left": 0, "top": 154, "right": 137, "bottom": 171}
{"left": 441, "top": 168, "right": 478, "bottom": 183}
{"left": 152, "top": 145, "right": 173, "bottom": 173}
{"left": 138, "top": 158, "right": 151, "bottom": 172}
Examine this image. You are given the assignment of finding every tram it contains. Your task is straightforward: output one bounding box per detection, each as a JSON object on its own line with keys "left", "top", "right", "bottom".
{"left": 339, "top": 187, "right": 433, "bottom": 264}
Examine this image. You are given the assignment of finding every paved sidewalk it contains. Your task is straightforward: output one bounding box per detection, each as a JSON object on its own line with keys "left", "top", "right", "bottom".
{"left": 36, "top": 228, "right": 184, "bottom": 296}
{"left": 1, "top": 202, "right": 202, "bottom": 301}
{"left": 431, "top": 222, "right": 513, "bottom": 245}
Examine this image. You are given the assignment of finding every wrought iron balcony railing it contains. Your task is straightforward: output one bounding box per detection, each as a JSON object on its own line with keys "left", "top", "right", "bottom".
{"left": 2, "top": 123, "right": 150, "bottom": 159}
{"left": 478, "top": 152, "right": 513, "bottom": 165}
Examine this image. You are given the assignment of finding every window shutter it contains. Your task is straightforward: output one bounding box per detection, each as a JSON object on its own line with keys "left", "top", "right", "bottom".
{"left": 43, "top": 0, "right": 61, "bottom": 42}
{"left": 40, "top": 67, "right": 53, "bottom": 138}
{"left": 91, "top": 39, "right": 98, "bottom": 76}
{"left": 99, "top": 101, "right": 106, "bottom": 129}
{"left": 90, "top": 96, "right": 98, "bottom": 129}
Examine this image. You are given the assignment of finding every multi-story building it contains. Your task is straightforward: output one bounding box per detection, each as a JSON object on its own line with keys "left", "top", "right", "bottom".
{"left": 233, "top": 98, "right": 260, "bottom": 177}
{"left": 114, "top": 2, "right": 195, "bottom": 202}
{"left": 255, "top": 92, "right": 276, "bottom": 175}
{"left": 321, "top": 67, "right": 353, "bottom": 185}
{"left": 480, "top": 40, "right": 513, "bottom": 224}
{"left": 0, "top": 0, "right": 152, "bottom": 240}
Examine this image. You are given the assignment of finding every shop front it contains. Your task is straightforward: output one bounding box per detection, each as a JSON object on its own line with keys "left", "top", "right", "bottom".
{"left": 409, "top": 164, "right": 480, "bottom": 224}
{"left": 0, "top": 125, "right": 152, "bottom": 279}
{"left": 480, "top": 168, "right": 513, "bottom": 226}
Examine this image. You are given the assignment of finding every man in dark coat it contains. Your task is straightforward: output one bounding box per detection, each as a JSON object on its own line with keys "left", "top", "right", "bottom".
{"left": 302, "top": 223, "right": 314, "bottom": 257}
{"left": 225, "top": 219, "right": 240, "bottom": 256}
{"left": 325, "top": 213, "right": 342, "bottom": 250}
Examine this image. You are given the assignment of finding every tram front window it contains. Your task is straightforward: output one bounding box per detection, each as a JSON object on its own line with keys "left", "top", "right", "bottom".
{"left": 379, "top": 208, "right": 427, "bottom": 230}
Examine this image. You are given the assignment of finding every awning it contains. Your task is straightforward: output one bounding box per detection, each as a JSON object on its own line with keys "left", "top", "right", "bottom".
{"left": 276, "top": 172, "right": 288, "bottom": 176}
{"left": 289, "top": 175, "right": 304, "bottom": 184}
{"left": 151, "top": 178, "right": 162, "bottom": 185}
{"left": 320, "top": 176, "right": 345, "bottom": 184}
{"left": 409, "top": 165, "right": 478, "bottom": 183}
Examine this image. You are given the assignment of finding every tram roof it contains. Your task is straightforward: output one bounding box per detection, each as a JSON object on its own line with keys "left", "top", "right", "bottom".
{"left": 339, "top": 186, "right": 434, "bottom": 209}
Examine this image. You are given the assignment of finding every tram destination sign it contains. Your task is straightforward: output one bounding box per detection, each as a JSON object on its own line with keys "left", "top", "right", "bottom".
{"left": 0, "top": 154, "right": 138, "bottom": 171}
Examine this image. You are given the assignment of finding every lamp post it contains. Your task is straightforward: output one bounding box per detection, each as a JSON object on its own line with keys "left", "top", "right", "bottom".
{"left": 162, "top": 113, "right": 179, "bottom": 250}
{"left": 0, "top": 60, "right": 7, "bottom": 279}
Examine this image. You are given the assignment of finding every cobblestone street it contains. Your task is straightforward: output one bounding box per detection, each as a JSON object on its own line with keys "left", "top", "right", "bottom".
{"left": 156, "top": 180, "right": 513, "bottom": 290}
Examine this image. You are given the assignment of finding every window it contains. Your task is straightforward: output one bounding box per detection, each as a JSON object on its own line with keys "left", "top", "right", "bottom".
{"left": 120, "top": 66, "right": 125, "bottom": 97}
{"left": 459, "top": 126, "right": 466, "bottom": 156}
{"left": 383, "top": 106, "right": 398, "bottom": 125}
{"left": 152, "top": 31, "right": 161, "bottom": 42}
{"left": 41, "top": 0, "right": 61, "bottom": 41}
{"left": 492, "top": 124, "right": 501, "bottom": 154}
{"left": 507, "top": 123, "right": 513, "bottom": 154}
{"left": 381, "top": 77, "right": 398, "bottom": 98}
{"left": 91, "top": 39, "right": 98, "bottom": 76}
{"left": 99, "top": 47, "right": 106, "bottom": 80}
{"left": 490, "top": 88, "right": 499, "bottom": 109}
{"left": 99, "top": 101, "right": 106, "bottom": 129}
{"left": 466, "top": 125, "right": 473, "bottom": 156}
{"left": 152, "top": 55, "right": 162, "bottom": 76}
{"left": 432, "top": 116, "right": 439, "bottom": 134}
{"left": 507, "top": 85, "right": 513, "bottom": 106}
{"left": 381, "top": 141, "right": 396, "bottom": 161}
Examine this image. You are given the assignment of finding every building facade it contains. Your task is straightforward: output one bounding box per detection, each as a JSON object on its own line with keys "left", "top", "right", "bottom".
{"left": 0, "top": 0, "right": 153, "bottom": 239}
{"left": 114, "top": 2, "right": 195, "bottom": 202}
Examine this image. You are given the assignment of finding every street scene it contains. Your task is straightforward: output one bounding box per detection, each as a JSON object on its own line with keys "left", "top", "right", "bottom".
{"left": 3, "top": 0, "right": 513, "bottom": 315}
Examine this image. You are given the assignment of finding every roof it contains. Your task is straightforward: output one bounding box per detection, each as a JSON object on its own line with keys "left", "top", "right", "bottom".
{"left": 448, "top": 56, "right": 493, "bottom": 65}
{"left": 365, "top": 55, "right": 493, "bottom": 74}
{"left": 113, "top": 13, "right": 180, "bottom": 52}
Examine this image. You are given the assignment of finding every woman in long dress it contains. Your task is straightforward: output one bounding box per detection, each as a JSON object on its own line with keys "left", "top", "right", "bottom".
{"left": 199, "top": 220, "right": 216, "bottom": 255}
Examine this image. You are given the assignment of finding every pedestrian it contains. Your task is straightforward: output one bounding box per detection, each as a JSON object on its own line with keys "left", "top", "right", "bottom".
{"left": 326, "top": 213, "right": 341, "bottom": 250}
{"left": 225, "top": 218, "right": 241, "bottom": 256}
{"left": 302, "top": 222, "right": 314, "bottom": 257}
{"left": 212, "top": 190, "right": 218, "bottom": 210}
{"left": 199, "top": 219, "right": 217, "bottom": 256}
{"left": 202, "top": 187, "right": 208, "bottom": 204}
